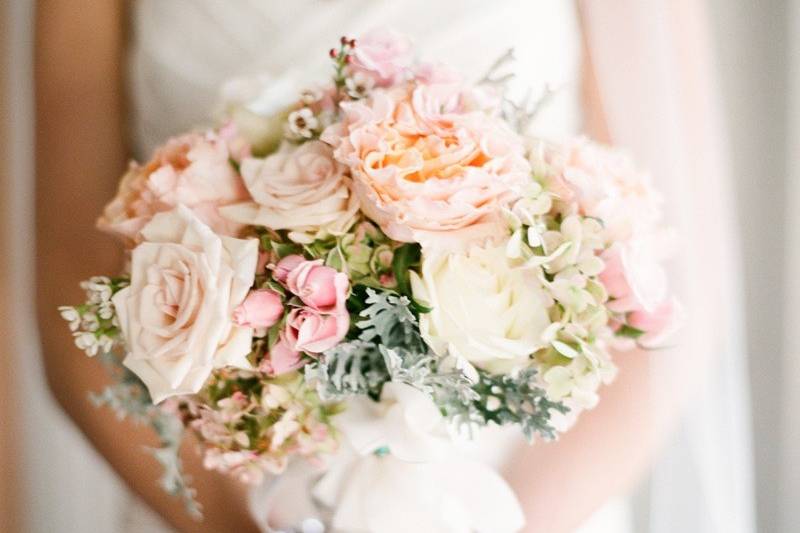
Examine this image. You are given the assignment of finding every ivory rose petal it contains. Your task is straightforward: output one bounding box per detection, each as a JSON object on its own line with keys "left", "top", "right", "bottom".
{"left": 112, "top": 205, "right": 258, "bottom": 403}
{"left": 411, "top": 243, "right": 551, "bottom": 373}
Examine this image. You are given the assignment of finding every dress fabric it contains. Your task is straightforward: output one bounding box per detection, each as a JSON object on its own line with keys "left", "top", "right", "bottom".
{"left": 125, "top": 1, "right": 631, "bottom": 531}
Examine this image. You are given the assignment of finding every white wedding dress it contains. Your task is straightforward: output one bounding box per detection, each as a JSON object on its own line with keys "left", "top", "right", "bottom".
{"left": 123, "top": 1, "right": 631, "bottom": 531}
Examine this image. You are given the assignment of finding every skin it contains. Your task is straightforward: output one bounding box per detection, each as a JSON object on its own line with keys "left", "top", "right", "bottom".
{"left": 35, "top": 2, "right": 679, "bottom": 532}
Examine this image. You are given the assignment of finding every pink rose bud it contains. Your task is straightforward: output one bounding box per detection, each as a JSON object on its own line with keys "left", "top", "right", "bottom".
{"left": 259, "top": 336, "right": 304, "bottom": 376}
{"left": 278, "top": 257, "right": 350, "bottom": 314}
{"left": 284, "top": 308, "right": 349, "bottom": 354}
{"left": 273, "top": 254, "right": 306, "bottom": 285}
{"left": 232, "top": 289, "right": 284, "bottom": 328}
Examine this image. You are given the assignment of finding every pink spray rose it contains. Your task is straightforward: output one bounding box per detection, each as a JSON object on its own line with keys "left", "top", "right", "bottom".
{"left": 259, "top": 335, "right": 304, "bottom": 376}
{"left": 233, "top": 289, "right": 284, "bottom": 329}
{"left": 273, "top": 255, "right": 351, "bottom": 354}
{"left": 349, "top": 29, "right": 414, "bottom": 87}
{"left": 322, "top": 82, "right": 529, "bottom": 250}
{"left": 97, "top": 130, "right": 250, "bottom": 245}
{"left": 599, "top": 243, "right": 675, "bottom": 342}
{"left": 273, "top": 254, "right": 306, "bottom": 285}
{"left": 284, "top": 308, "right": 349, "bottom": 354}
{"left": 284, "top": 260, "right": 349, "bottom": 313}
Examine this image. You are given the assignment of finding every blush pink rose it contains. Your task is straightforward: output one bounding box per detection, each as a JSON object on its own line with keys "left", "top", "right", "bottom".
{"left": 284, "top": 308, "right": 349, "bottom": 354}
{"left": 258, "top": 335, "right": 304, "bottom": 376}
{"left": 322, "top": 82, "right": 530, "bottom": 250}
{"left": 600, "top": 243, "right": 675, "bottom": 343}
{"left": 599, "top": 244, "right": 667, "bottom": 314}
{"left": 97, "top": 130, "right": 250, "bottom": 245}
{"left": 549, "top": 138, "right": 661, "bottom": 242}
{"left": 273, "top": 255, "right": 306, "bottom": 285}
{"left": 628, "top": 299, "right": 675, "bottom": 335}
{"left": 349, "top": 29, "right": 414, "bottom": 87}
{"left": 232, "top": 289, "right": 284, "bottom": 328}
{"left": 284, "top": 260, "right": 349, "bottom": 314}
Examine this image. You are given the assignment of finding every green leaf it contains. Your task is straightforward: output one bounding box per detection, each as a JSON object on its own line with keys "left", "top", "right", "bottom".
{"left": 391, "top": 243, "right": 421, "bottom": 298}
{"left": 617, "top": 324, "right": 646, "bottom": 339}
{"left": 271, "top": 240, "right": 301, "bottom": 259}
{"left": 326, "top": 246, "right": 345, "bottom": 271}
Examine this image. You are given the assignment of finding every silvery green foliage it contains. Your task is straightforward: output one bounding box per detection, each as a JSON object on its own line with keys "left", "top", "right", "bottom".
{"left": 307, "top": 289, "right": 567, "bottom": 441}
{"left": 356, "top": 290, "right": 426, "bottom": 352}
{"left": 444, "top": 367, "right": 569, "bottom": 442}
{"left": 92, "top": 353, "right": 202, "bottom": 518}
{"left": 307, "top": 289, "right": 472, "bottom": 402}
{"left": 305, "top": 339, "right": 387, "bottom": 400}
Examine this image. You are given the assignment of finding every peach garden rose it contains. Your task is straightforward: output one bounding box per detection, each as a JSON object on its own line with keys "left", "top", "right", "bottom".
{"left": 97, "top": 130, "right": 250, "bottom": 244}
{"left": 322, "top": 82, "right": 531, "bottom": 250}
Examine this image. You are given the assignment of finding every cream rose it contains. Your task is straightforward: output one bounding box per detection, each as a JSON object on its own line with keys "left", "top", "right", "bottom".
{"left": 411, "top": 244, "right": 550, "bottom": 373}
{"left": 220, "top": 141, "right": 359, "bottom": 243}
{"left": 113, "top": 205, "right": 258, "bottom": 403}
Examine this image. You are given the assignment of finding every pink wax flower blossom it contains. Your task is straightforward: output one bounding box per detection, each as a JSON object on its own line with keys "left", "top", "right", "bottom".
{"left": 259, "top": 335, "right": 304, "bottom": 376}
{"left": 349, "top": 28, "right": 414, "bottom": 87}
{"left": 322, "top": 82, "right": 529, "bottom": 250}
{"left": 97, "top": 130, "right": 250, "bottom": 245}
{"left": 232, "top": 289, "right": 285, "bottom": 329}
{"left": 284, "top": 307, "right": 349, "bottom": 354}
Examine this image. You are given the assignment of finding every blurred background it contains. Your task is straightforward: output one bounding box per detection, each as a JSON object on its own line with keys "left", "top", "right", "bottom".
{"left": 0, "top": 1, "right": 796, "bottom": 532}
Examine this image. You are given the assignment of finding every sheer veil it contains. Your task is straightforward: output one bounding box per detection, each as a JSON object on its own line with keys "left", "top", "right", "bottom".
{"left": 580, "top": 1, "right": 754, "bottom": 531}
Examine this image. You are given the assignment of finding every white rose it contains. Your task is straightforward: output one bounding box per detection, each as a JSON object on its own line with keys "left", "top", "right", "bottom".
{"left": 411, "top": 244, "right": 551, "bottom": 373}
{"left": 220, "top": 141, "right": 359, "bottom": 243}
{"left": 113, "top": 205, "right": 258, "bottom": 403}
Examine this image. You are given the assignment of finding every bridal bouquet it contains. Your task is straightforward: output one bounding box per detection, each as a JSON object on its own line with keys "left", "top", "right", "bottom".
{"left": 60, "top": 30, "right": 677, "bottom": 533}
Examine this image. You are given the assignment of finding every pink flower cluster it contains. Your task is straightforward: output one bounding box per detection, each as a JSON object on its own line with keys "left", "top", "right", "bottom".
{"left": 546, "top": 139, "right": 677, "bottom": 344}
{"left": 233, "top": 255, "right": 350, "bottom": 376}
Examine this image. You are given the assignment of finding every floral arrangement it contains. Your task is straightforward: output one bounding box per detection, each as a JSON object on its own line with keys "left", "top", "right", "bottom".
{"left": 60, "top": 30, "right": 677, "bottom": 532}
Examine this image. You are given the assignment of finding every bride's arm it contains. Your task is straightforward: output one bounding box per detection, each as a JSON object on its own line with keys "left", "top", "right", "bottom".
{"left": 34, "top": 2, "right": 260, "bottom": 531}
{"left": 506, "top": 6, "right": 702, "bottom": 531}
